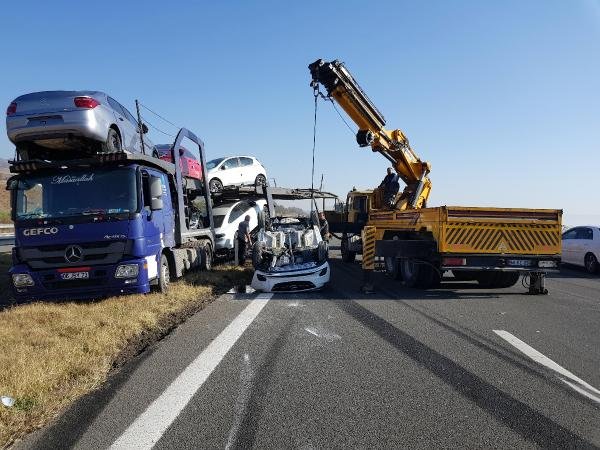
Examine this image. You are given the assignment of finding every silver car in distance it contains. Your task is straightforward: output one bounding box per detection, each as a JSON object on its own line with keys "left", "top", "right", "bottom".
{"left": 6, "top": 90, "right": 152, "bottom": 159}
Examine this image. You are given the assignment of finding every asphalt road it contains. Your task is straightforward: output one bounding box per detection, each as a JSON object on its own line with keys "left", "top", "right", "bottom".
{"left": 19, "top": 253, "right": 600, "bottom": 449}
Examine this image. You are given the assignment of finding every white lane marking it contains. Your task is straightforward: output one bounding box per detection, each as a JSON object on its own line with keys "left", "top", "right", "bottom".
{"left": 111, "top": 293, "right": 272, "bottom": 450}
{"left": 305, "top": 327, "right": 320, "bottom": 337}
{"left": 493, "top": 330, "right": 600, "bottom": 404}
{"left": 225, "top": 353, "right": 255, "bottom": 450}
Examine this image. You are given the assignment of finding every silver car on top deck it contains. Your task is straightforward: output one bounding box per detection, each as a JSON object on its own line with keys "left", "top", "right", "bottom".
{"left": 6, "top": 90, "right": 152, "bottom": 158}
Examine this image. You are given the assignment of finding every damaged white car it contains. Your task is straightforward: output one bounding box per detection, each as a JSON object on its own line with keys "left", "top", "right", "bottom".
{"left": 251, "top": 217, "right": 330, "bottom": 292}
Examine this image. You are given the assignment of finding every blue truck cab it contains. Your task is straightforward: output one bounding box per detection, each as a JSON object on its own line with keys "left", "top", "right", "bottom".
{"left": 7, "top": 128, "right": 215, "bottom": 300}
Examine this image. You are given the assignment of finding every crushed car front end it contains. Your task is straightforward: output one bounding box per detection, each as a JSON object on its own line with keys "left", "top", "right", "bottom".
{"left": 250, "top": 217, "right": 330, "bottom": 292}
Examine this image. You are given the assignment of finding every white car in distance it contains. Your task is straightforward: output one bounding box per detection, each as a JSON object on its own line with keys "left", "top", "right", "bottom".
{"left": 561, "top": 226, "right": 600, "bottom": 274}
{"left": 213, "top": 199, "right": 267, "bottom": 257}
{"left": 206, "top": 156, "right": 267, "bottom": 192}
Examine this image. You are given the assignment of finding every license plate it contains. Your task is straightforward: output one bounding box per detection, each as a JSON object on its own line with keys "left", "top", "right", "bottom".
{"left": 507, "top": 259, "right": 531, "bottom": 267}
{"left": 60, "top": 271, "right": 89, "bottom": 280}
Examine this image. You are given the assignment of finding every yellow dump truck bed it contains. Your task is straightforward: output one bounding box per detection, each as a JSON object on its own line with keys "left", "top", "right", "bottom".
{"left": 369, "top": 206, "right": 562, "bottom": 256}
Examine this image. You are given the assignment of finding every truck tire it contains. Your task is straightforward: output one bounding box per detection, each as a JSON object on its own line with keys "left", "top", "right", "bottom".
{"left": 384, "top": 257, "right": 401, "bottom": 280}
{"left": 200, "top": 243, "right": 213, "bottom": 271}
{"left": 475, "top": 271, "right": 519, "bottom": 288}
{"left": 102, "top": 128, "right": 122, "bottom": 153}
{"left": 400, "top": 258, "right": 440, "bottom": 288}
{"left": 341, "top": 235, "right": 356, "bottom": 263}
{"left": 158, "top": 253, "right": 170, "bottom": 293}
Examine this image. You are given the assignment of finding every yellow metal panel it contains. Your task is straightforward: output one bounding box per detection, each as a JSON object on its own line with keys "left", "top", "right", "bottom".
{"left": 362, "top": 226, "right": 376, "bottom": 270}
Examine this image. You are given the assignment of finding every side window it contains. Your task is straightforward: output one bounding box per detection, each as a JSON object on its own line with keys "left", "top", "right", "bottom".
{"left": 107, "top": 97, "right": 125, "bottom": 116}
{"left": 239, "top": 157, "right": 253, "bottom": 167}
{"left": 576, "top": 228, "right": 593, "bottom": 240}
{"left": 228, "top": 203, "right": 247, "bottom": 223}
{"left": 141, "top": 171, "right": 151, "bottom": 209}
{"left": 222, "top": 158, "right": 240, "bottom": 170}
{"left": 122, "top": 106, "right": 138, "bottom": 126}
{"left": 562, "top": 229, "right": 577, "bottom": 240}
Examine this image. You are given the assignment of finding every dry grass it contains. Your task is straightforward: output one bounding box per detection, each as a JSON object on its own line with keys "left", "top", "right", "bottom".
{"left": 0, "top": 264, "right": 252, "bottom": 448}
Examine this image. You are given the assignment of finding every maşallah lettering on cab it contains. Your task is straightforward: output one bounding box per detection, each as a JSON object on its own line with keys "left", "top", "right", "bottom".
{"left": 51, "top": 174, "right": 94, "bottom": 184}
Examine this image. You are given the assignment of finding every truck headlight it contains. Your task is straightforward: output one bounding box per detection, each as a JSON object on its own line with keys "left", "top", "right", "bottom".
{"left": 538, "top": 260, "right": 557, "bottom": 268}
{"left": 115, "top": 264, "right": 139, "bottom": 278}
{"left": 12, "top": 273, "right": 34, "bottom": 287}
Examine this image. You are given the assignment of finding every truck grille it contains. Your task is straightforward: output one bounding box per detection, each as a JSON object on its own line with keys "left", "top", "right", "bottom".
{"left": 19, "top": 241, "right": 127, "bottom": 269}
{"left": 443, "top": 223, "right": 561, "bottom": 254}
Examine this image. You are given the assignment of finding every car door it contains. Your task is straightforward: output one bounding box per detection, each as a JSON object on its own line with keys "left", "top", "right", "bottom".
{"left": 219, "top": 157, "right": 242, "bottom": 186}
{"left": 573, "top": 227, "right": 593, "bottom": 267}
{"left": 121, "top": 105, "right": 142, "bottom": 152}
{"left": 238, "top": 157, "right": 255, "bottom": 185}
{"left": 561, "top": 228, "right": 577, "bottom": 264}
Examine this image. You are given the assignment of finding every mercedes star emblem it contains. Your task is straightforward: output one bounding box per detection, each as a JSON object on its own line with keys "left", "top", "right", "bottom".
{"left": 64, "top": 245, "right": 83, "bottom": 263}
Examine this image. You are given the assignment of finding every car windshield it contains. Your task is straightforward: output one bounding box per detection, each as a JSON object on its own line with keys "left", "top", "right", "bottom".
{"left": 207, "top": 158, "right": 225, "bottom": 170}
{"left": 13, "top": 167, "right": 138, "bottom": 220}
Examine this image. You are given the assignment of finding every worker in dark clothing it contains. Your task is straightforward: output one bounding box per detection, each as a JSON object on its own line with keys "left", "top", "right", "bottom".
{"left": 380, "top": 167, "right": 400, "bottom": 209}
{"left": 237, "top": 215, "right": 252, "bottom": 266}
{"left": 319, "top": 212, "right": 330, "bottom": 242}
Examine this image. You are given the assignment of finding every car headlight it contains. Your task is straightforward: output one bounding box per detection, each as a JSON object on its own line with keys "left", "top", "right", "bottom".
{"left": 115, "top": 264, "right": 139, "bottom": 278}
{"left": 13, "top": 273, "right": 34, "bottom": 287}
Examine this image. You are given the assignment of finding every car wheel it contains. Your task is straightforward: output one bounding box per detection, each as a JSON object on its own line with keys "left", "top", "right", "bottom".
{"left": 209, "top": 178, "right": 223, "bottom": 192}
{"left": 585, "top": 253, "right": 598, "bottom": 274}
{"left": 318, "top": 241, "right": 328, "bottom": 263}
{"left": 158, "top": 253, "right": 170, "bottom": 293}
{"left": 255, "top": 174, "right": 267, "bottom": 187}
{"left": 102, "top": 128, "right": 122, "bottom": 153}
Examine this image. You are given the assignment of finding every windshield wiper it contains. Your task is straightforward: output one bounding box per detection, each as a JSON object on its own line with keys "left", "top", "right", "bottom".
{"left": 82, "top": 208, "right": 107, "bottom": 215}
{"left": 18, "top": 213, "right": 45, "bottom": 219}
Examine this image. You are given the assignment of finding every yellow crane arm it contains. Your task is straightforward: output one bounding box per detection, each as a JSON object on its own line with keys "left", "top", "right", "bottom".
{"left": 309, "top": 59, "right": 431, "bottom": 209}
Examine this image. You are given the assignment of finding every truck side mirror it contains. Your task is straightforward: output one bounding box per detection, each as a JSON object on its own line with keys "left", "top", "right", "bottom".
{"left": 149, "top": 176, "right": 163, "bottom": 211}
{"left": 151, "top": 198, "right": 163, "bottom": 211}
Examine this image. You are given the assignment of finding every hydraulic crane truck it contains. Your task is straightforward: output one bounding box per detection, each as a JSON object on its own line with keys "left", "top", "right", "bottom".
{"left": 7, "top": 128, "right": 215, "bottom": 300}
{"left": 309, "top": 59, "right": 562, "bottom": 294}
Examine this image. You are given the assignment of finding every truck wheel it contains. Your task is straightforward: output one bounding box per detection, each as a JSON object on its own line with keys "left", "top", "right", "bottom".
{"left": 200, "top": 243, "right": 213, "bottom": 271}
{"left": 102, "top": 128, "right": 122, "bottom": 153}
{"left": 158, "top": 253, "right": 170, "bottom": 293}
{"left": 585, "top": 253, "right": 598, "bottom": 274}
{"left": 384, "top": 257, "right": 401, "bottom": 280}
{"left": 401, "top": 259, "right": 440, "bottom": 288}
{"left": 341, "top": 235, "right": 356, "bottom": 263}
{"left": 209, "top": 178, "right": 223, "bottom": 192}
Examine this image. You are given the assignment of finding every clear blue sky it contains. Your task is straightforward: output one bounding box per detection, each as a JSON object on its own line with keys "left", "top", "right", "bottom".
{"left": 1, "top": 0, "right": 598, "bottom": 225}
